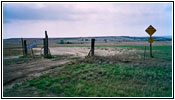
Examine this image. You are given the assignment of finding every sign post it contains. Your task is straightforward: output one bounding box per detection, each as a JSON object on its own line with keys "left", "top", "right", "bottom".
{"left": 145, "top": 25, "right": 156, "bottom": 58}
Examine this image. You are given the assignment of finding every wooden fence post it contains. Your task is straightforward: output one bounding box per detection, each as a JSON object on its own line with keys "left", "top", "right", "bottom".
{"left": 91, "top": 38, "right": 95, "bottom": 56}
{"left": 43, "top": 38, "right": 45, "bottom": 55}
{"left": 44, "top": 30, "right": 48, "bottom": 58}
{"left": 21, "top": 38, "right": 24, "bottom": 56}
{"left": 24, "top": 40, "right": 27, "bottom": 56}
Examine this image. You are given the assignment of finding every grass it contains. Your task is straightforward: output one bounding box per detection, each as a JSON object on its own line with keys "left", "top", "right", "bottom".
{"left": 115, "top": 45, "right": 172, "bottom": 61}
{"left": 50, "top": 66, "right": 57, "bottom": 69}
{"left": 3, "top": 43, "right": 172, "bottom": 97}
{"left": 3, "top": 49, "right": 23, "bottom": 57}
{"left": 3, "top": 48, "right": 40, "bottom": 57}
{"left": 52, "top": 55, "right": 70, "bottom": 61}
{"left": 3, "top": 57, "right": 32, "bottom": 65}
{"left": 3, "top": 56, "right": 172, "bottom": 97}
{"left": 95, "top": 45, "right": 172, "bottom": 61}
{"left": 152, "top": 46, "right": 172, "bottom": 61}
{"left": 3, "top": 55, "right": 42, "bottom": 65}
{"left": 115, "top": 45, "right": 172, "bottom": 51}
{"left": 52, "top": 55, "right": 81, "bottom": 61}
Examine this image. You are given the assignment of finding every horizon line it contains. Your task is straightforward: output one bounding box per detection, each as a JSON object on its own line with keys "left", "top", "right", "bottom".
{"left": 3, "top": 35, "right": 172, "bottom": 39}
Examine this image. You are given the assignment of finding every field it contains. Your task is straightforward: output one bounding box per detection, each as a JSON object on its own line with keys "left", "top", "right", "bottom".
{"left": 3, "top": 37, "right": 172, "bottom": 97}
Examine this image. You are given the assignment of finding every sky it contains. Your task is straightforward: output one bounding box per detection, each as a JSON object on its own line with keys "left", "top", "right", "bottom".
{"left": 3, "top": 2, "right": 172, "bottom": 38}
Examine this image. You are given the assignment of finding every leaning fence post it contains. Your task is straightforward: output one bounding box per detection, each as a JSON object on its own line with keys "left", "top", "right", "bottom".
{"left": 44, "top": 30, "right": 48, "bottom": 58}
{"left": 24, "top": 40, "right": 27, "bottom": 56}
{"left": 91, "top": 38, "right": 95, "bottom": 56}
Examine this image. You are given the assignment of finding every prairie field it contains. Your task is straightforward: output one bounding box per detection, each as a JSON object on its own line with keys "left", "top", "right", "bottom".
{"left": 3, "top": 37, "right": 172, "bottom": 97}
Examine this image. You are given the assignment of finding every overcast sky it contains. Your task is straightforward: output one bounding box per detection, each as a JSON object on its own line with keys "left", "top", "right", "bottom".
{"left": 3, "top": 2, "right": 172, "bottom": 38}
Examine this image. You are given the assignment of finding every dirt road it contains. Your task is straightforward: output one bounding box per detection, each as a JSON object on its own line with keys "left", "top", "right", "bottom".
{"left": 3, "top": 58, "right": 70, "bottom": 89}
{"left": 34, "top": 47, "right": 135, "bottom": 57}
{"left": 3, "top": 47, "right": 136, "bottom": 89}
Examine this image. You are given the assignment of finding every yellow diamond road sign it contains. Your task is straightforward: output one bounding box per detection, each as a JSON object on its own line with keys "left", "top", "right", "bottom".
{"left": 145, "top": 25, "right": 156, "bottom": 36}
{"left": 148, "top": 37, "right": 154, "bottom": 43}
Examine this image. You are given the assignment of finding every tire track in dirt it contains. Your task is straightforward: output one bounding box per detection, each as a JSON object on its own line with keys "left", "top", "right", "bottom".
{"left": 3, "top": 58, "right": 70, "bottom": 89}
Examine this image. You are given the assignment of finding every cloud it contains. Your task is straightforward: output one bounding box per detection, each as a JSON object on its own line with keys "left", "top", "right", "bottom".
{"left": 3, "top": 2, "right": 172, "bottom": 38}
{"left": 3, "top": 3, "right": 79, "bottom": 23}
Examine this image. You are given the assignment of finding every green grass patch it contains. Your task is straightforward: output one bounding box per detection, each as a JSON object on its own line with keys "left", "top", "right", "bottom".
{"left": 70, "top": 57, "right": 81, "bottom": 60}
{"left": 115, "top": 45, "right": 172, "bottom": 50}
{"left": 52, "top": 56, "right": 81, "bottom": 61}
{"left": 3, "top": 58, "right": 172, "bottom": 97}
{"left": 50, "top": 66, "right": 57, "bottom": 69}
{"left": 114, "top": 45, "right": 172, "bottom": 61}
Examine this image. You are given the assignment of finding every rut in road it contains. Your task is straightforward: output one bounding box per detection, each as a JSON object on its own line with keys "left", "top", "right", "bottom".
{"left": 3, "top": 58, "right": 70, "bottom": 89}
